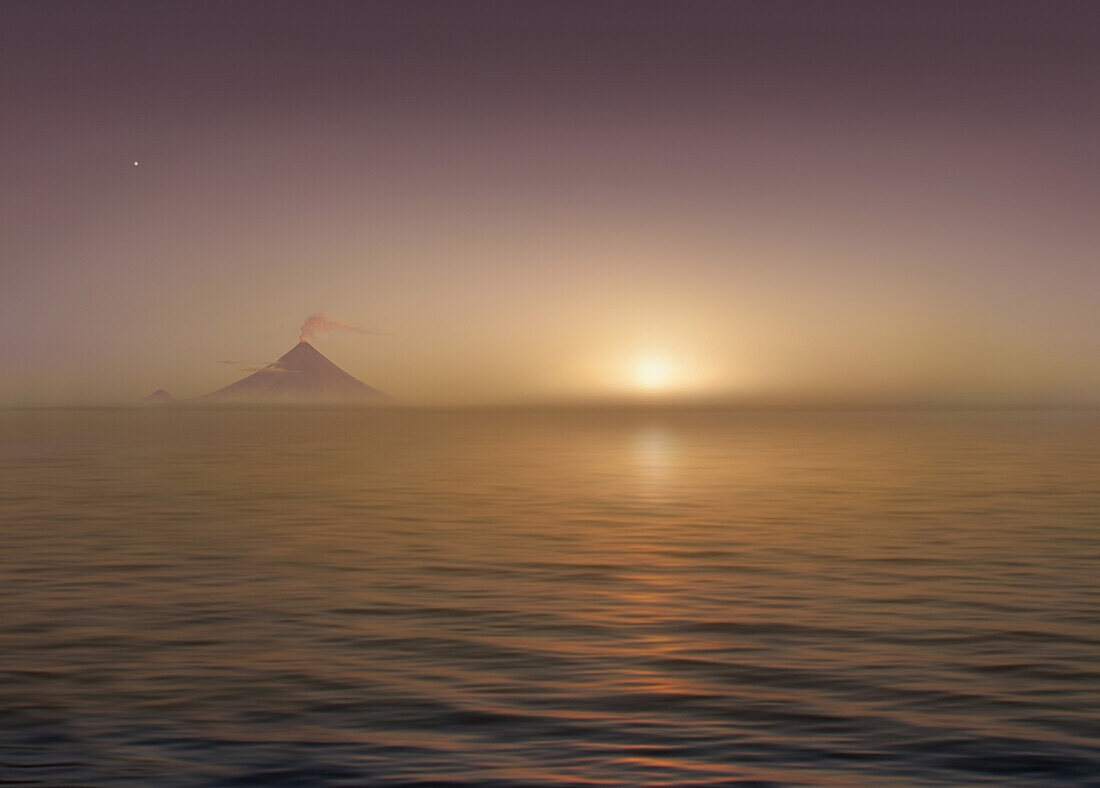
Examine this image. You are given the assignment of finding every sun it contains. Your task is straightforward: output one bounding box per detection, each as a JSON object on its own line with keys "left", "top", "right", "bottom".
{"left": 634, "top": 356, "right": 673, "bottom": 391}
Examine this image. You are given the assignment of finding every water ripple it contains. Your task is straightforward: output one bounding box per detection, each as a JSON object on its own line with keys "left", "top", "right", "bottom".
{"left": 1, "top": 408, "right": 1098, "bottom": 785}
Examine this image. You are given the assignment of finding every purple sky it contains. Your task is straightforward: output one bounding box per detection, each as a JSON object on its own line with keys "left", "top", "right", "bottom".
{"left": 2, "top": 1, "right": 1098, "bottom": 404}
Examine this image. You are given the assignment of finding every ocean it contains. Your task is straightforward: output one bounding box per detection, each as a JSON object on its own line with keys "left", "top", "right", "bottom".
{"left": 1, "top": 407, "right": 1098, "bottom": 786}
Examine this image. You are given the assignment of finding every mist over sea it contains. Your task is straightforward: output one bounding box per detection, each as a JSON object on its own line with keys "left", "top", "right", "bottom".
{"left": 1, "top": 407, "right": 1098, "bottom": 786}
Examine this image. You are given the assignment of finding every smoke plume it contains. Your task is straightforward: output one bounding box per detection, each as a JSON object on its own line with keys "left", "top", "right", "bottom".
{"left": 299, "top": 313, "right": 383, "bottom": 343}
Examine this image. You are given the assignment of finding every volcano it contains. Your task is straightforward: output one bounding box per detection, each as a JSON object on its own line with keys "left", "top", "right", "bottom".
{"left": 197, "top": 341, "right": 389, "bottom": 402}
{"left": 142, "top": 388, "right": 175, "bottom": 403}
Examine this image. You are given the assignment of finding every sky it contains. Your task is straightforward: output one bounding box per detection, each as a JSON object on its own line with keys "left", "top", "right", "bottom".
{"left": 2, "top": 1, "right": 1098, "bottom": 405}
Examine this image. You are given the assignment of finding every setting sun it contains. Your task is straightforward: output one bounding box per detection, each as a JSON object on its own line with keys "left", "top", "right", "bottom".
{"left": 634, "top": 356, "right": 673, "bottom": 391}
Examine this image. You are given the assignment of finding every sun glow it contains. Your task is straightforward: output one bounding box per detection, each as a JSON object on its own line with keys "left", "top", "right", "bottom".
{"left": 634, "top": 356, "right": 674, "bottom": 391}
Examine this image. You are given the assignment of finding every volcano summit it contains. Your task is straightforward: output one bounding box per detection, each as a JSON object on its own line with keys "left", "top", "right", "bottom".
{"left": 196, "top": 341, "right": 389, "bottom": 403}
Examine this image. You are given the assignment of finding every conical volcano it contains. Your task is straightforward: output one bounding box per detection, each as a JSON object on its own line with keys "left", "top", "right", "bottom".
{"left": 197, "top": 342, "right": 389, "bottom": 402}
{"left": 142, "top": 388, "right": 175, "bottom": 403}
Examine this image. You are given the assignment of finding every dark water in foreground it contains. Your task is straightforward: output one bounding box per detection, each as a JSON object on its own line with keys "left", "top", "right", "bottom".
{"left": 1, "top": 408, "right": 1098, "bottom": 786}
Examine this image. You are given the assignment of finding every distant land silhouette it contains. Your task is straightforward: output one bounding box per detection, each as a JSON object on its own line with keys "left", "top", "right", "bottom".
{"left": 142, "top": 388, "right": 175, "bottom": 403}
{"left": 161, "top": 341, "right": 389, "bottom": 403}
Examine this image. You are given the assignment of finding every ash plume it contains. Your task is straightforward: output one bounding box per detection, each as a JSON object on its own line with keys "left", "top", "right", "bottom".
{"left": 299, "top": 313, "right": 384, "bottom": 343}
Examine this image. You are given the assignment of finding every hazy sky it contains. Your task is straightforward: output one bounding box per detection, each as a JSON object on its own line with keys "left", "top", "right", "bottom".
{"left": 3, "top": 1, "right": 1098, "bottom": 404}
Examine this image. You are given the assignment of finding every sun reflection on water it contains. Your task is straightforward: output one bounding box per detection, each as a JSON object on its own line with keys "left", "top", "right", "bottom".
{"left": 632, "top": 424, "right": 673, "bottom": 477}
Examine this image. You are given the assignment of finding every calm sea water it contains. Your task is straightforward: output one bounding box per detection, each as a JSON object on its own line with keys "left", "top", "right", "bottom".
{"left": 1, "top": 408, "right": 1098, "bottom": 786}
